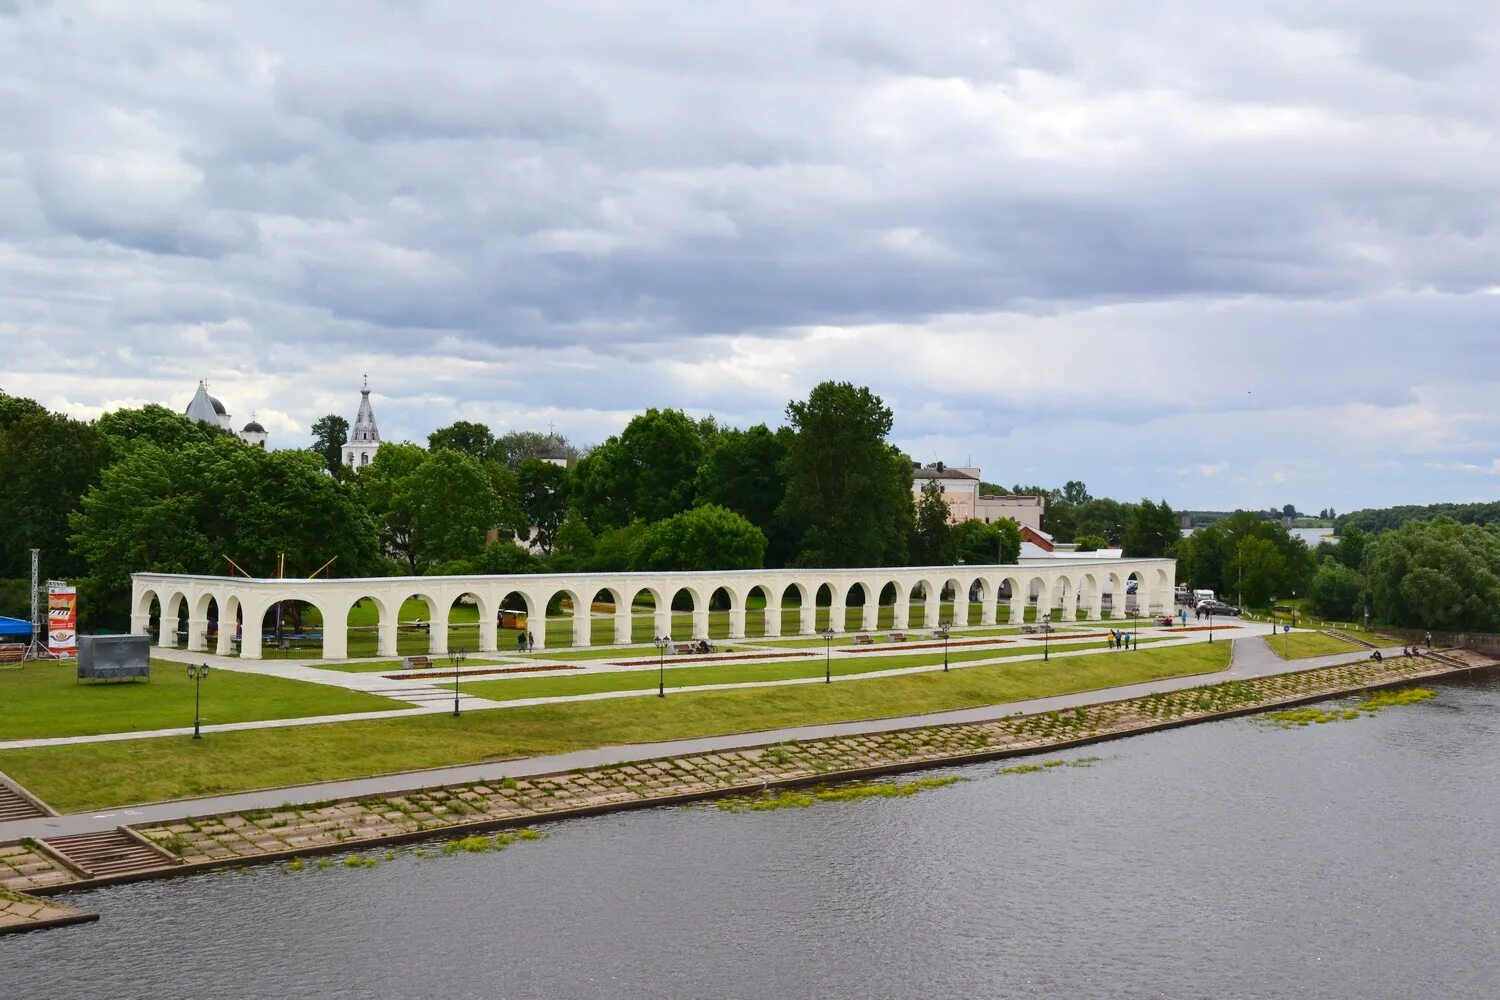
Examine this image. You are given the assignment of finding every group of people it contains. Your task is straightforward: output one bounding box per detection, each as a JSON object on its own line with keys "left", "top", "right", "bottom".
{"left": 1107, "top": 629, "right": 1133, "bottom": 650}
{"left": 515, "top": 631, "right": 537, "bottom": 652}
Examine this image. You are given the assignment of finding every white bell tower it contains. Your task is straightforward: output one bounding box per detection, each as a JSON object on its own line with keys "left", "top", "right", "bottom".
{"left": 341, "top": 376, "right": 382, "bottom": 470}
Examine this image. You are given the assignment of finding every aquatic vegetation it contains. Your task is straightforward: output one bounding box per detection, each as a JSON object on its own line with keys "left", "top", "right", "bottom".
{"left": 1261, "top": 687, "right": 1436, "bottom": 728}
{"left": 717, "top": 775, "right": 966, "bottom": 813}
{"left": 283, "top": 857, "right": 304, "bottom": 872}
{"left": 1000, "top": 755, "right": 1101, "bottom": 775}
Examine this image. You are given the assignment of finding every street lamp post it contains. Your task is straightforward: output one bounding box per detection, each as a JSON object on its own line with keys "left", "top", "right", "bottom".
{"left": 1130, "top": 611, "right": 1138, "bottom": 651}
{"left": 1208, "top": 611, "right": 1214, "bottom": 643}
{"left": 821, "top": 626, "right": 835, "bottom": 683}
{"left": 451, "top": 648, "right": 467, "bottom": 717}
{"left": 936, "top": 622, "right": 951, "bottom": 672}
{"left": 186, "top": 662, "right": 209, "bottom": 739}
{"left": 1042, "top": 613, "right": 1051, "bottom": 662}
{"left": 654, "top": 635, "right": 669, "bottom": 698}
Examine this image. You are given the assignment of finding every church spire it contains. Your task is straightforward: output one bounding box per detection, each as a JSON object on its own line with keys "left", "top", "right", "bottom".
{"left": 342, "top": 379, "right": 382, "bottom": 469}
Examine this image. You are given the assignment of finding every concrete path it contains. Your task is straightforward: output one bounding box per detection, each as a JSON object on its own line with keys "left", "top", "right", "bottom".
{"left": 0, "top": 634, "right": 1409, "bottom": 843}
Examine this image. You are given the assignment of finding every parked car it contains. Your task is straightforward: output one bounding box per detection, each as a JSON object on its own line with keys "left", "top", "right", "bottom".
{"left": 1197, "top": 600, "right": 1240, "bottom": 617}
{"left": 1126, "top": 580, "right": 1139, "bottom": 594}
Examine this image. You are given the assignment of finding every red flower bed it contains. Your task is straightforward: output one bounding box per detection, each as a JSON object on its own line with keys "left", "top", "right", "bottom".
{"left": 838, "top": 637, "right": 1014, "bottom": 654}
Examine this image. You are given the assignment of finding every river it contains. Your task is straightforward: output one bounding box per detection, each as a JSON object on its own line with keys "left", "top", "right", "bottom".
{"left": 5, "top": 671, "right": 1498, "bottom": 999}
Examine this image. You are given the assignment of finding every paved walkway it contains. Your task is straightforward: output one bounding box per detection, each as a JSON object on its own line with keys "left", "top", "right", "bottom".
{"left": 0, "top": 634, "right": 1408, "bottom": 843}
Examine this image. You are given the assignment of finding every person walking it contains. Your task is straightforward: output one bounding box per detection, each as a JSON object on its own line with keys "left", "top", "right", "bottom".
{"left": 526, "top": 630, "right": 535, "bottom": 653}
{"left": 516, "top": 632, "right": 525, "bottom": 653}
{"left": 1179, "top": 608, "right": 1187, "bottom": 626}
{"left": 1425, "top": 630, "right": 1432, "bottom": 647}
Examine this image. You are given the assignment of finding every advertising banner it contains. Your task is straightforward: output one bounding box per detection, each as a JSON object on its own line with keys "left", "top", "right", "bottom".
{"left": 48, "top": 585, "right": 77, "bottom": 657}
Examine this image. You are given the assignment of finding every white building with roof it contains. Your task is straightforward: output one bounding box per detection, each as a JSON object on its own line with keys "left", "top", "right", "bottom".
{"left": 342, "top": 378, "right": 382, "bottom": 469}
{"left": 184, "top": 380, "right": 233, "bottom": 431}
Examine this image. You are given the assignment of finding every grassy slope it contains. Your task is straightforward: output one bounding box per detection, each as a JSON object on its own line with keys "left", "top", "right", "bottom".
{"left": 1267, "top": 631, "right": 1366, "bottom": 660}
{"left": 0, "top": 661, "right": 404, "bottom": 741}
{"left": 0, "top": 642, "right": 1228, "bottom": 812}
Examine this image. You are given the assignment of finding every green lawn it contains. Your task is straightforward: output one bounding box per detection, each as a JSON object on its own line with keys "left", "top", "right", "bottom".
{"left": 1266, "top": 631, "right": 1367, "bottom": 660}
{"left": 0, "top": 660, "right": 405, "bottom": 741}
{"left": 0, "top": 642, "right": 1228, "bottom": 812}
{"left": 460, "top": 637, "right": 1171, "bottom": 700}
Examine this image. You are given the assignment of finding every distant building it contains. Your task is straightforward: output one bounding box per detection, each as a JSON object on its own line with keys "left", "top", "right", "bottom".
{"left": 185, "top": 381, "right": 269, "bottom": 449}
{"left": 537, "top": 436, "right": 570, "bottom": 468}
{"left": 184, "top": 380, "right": 233, "bottom": 431}
{"left": 240, "top": 414, "right": 268, "bottom": 449}
{"left": 912, "top": 462, "right": 1045, "bottom": 533}
{"left": 342, "top": 378, "right": 382, "bottom": 470}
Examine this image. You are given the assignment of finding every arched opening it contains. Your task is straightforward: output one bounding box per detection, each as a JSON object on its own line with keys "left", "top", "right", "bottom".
{"left": 942, "top": 576, "right": 964, "bottom": 626}
{"left": 160, "top": 591, "right": 187, "bottom": 648}
{"left": 190, "top": 593, "right": 220, "bottom": 653}
{"left": 1054, "top": 574, "right": 1076, "bottom": 621}
{"left": 1079, "top": 573, "right": 1101, "bottom": 621}
{"left": 970, "top": 577, "right": 995, "bottom": 625}
{"left": 592, "top": 587, "right": 628, "bottom": 645}
{"left": 668, "top": 586, "right": 706, "bottom": 642}
{"left": 258, "top": 597, "right": 326, "bottom": 658}
{"left": 1106, "top": 572, "right": 1127, "bottom": 619}
{"left": 1126, "top": 570, "right": 1147, "bottom": 616}
{"left": 844, "top": 582, "right": 870, "bottom": 631}
{"left": 1026, "top": 576, "right": 1049, "bottom": 623}
{"left": 1000, "top": 576, "right": 1024, "bottom": 623}
{"left": 628, "top": 587, "right": 664, "bottom": 645}
{"left": 393, "top": 592, "right": 443, "bottom": 655}
{"left": 546, "top": 587, "right": 587, "bottom": 649}
{"left": 908, "top": 580, "right": 935, "bottom": 628}
{"left": 344, "top": 594, "right": 390, "bottom": 658}
{"left": 814, "top": 582, "right": 835, "bottom": 632}
{"left": 745, "top": 584, "right": 773, "bottom": 638}
{"left": 447, "top": 590, "right": 491, "bottom": 656}
{"left": 781, "top": 582, "right": 810, "bottom": 635}
{"left": 218, "top": 594, "right": 242, "bottom": 655}
{"left": 709, "top": 586, "right": 735, "bottom": 640}
{"left": 497, "top": 589, "right": 536, "bottom": 652}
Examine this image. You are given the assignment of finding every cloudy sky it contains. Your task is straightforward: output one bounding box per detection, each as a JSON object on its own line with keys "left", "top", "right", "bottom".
{"left": 3, "top": 1, "right": 1498, "bottom": 512}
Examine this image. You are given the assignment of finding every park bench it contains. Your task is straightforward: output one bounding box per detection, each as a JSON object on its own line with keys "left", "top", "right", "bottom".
{"left": 673, "top": 643, "right": 696, "bottom": 655}
{"left": 403, "top": 655, "right": 433, "bottom": 670}
{"left": 888, "top": 632, "right": 907, "bottom": 643}
{"left": 852, "top": 634, "right": 874, "bottom": 645}
{"left": 0, "top": 643, "right": 24, "bottom": 663}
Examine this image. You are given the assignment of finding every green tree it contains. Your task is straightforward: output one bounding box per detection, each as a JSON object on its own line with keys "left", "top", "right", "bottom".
{"left": 1308, "top": 561, "right": 1363, "bottom": 620}
{"left": 516, "top": 458, "right": 570, "bottom": 555}
{"left": 358, "top": 443, "right": 428, "bottom": 571}
{"left": 778, "top": 382, "right": 912, "bottom": 567}
{"left": 632, "top": 504, "right": 767, "bottom": 571}
{"left": 572, "top": 408, "right": 707, "bottom": 528}
{"left": 0, "top": 408, "right": 109, "bottom": 579}
{"left": 911, "top": 479, "right": 956, "bottom": 565}
{"left": 310, "top": 414, "right": 349, "bottom": 474}
{"left": 547, "top": 507, "right": 596, "bottom": 572}
{"left": 1075, "top": 498, "right": 1132, "bottom": 544}
{"left": 0, "top": 390, "right": 45, "bottom": 432}
{"left": 953, "top": 519, "right": 1021, "bottom": 565}
{"left": 1123, "top": 498, "right": 1179, "bottom": 557}
{"left": 1332, "top": 525, "right": 1367, "bottom": 570}
{"left": 1073, "top": 533, "right": 1109, "bottom": 552}
{"left": 409, "top": 449, "right": 503, "bottom": 567}
{"left": 95, "top": 404, "right": 225, "bottom": 458}
{"left": 1061, "top": 480, "right": 1091, "bottom": 506}
{"left": 590, "top": 522, "right": 648, "bottom": 572}
{"left": 696, "top": 424, "right": 790, "bottom": 559}
{"left": 71, "top": 439, "right": 376, "bottom": 628}
{"left": 1228, "top": 536, "right": 1286, "bottom": 608}
{"left": 428, "top": 420, "right": 495, "bottom": 459}
{"left": 1364, "top": 518, "right": 1500, "bottom": 630}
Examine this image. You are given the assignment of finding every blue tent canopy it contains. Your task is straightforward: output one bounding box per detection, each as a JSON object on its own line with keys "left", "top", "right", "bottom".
{"left": 0, "top": 616, "right": 33, "bottom": 639}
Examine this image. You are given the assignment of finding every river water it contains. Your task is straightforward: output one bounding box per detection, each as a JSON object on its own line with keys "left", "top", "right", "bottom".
{"left": 5, "top": 671, "right": 1498, "bottom": 1000}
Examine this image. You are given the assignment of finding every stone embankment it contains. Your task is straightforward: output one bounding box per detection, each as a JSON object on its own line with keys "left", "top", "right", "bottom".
{"left": 1, "top": 649, "right": 1492, "bottom": 923}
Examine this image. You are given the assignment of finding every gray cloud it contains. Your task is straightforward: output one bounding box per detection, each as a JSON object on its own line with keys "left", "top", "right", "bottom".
{"left": 2, "top": 1, "right": 1498, "bottom": 509}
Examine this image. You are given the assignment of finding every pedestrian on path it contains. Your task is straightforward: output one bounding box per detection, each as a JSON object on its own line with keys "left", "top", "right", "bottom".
{"left": 1179, "top": 608, "right": 1187, "bottom": 626}
{"left": 526, "top": 631, "right": 535, "bottom": 653}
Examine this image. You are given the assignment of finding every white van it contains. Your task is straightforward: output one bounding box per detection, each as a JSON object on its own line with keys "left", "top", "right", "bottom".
{"left": 1192, "top": 589, "right": 1215, "bottom": 607}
